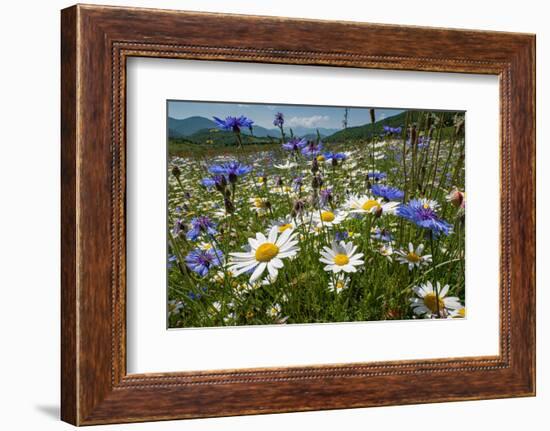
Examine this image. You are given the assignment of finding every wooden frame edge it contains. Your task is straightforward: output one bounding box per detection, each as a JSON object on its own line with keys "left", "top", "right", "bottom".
{"left": 60, "top": 4, "right": 536, "bottom": 425}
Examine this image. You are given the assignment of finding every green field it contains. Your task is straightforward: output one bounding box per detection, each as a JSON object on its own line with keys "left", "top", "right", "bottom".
{"left": 167, "top": 110, "right": 466, "bottom": 328}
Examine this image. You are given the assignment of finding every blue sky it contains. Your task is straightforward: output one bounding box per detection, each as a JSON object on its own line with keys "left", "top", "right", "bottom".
{"left": 168, "top": 100, "right": 404, "bottom": 130}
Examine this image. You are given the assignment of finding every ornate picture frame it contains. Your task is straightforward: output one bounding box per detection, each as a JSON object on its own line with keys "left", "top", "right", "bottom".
{"left": 61, "top": 4, "right": 535, "bottom": 425}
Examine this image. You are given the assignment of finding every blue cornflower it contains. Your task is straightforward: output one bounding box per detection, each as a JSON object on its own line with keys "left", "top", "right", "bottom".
{"left": 371, "top": 227, "right": 393, "bottom": 242}
{"left": 292, "top": 176, "right": 303, "bottom": 191}
{"left": 208, "top": 161, "right": 252, "bottom": 183}
{"left": 418, "top": 136, "right": 430, "bottom": 149}
{"left": 187, "top": 287, "right": 208, "bottom": 300}
{"left": 273, "top": 112, "right": 284, "bottom": 127}
{"left": 282, "top": 137, "right": 307, "bottom": 151}
{"left": 334, "top": 231, "right": 349, "bottom": 241}
{"left": 319, "top": 187, "right": 333, "bottom": 206}
{"left": 201, "top": 177, "right": 216, "bottom": 189}
{"left": 397, "top": 199, "right": 453, "bottom": 236}
{"left": 323, "top": 151, "right": 347, "bottom": 161}
{"left": 186, "top": 216, "right": 217, "bottom": 241}
{"left": 167, "top": 254, "right": 177, "bottom": 269}
{"left": 301, "top": 141, "right": 323, "bottom": 157}
{"left": 383, "top": 126, "right": 402, "bottom": 135}
{"left": 212, "top": 115, "right": 254, "bottom": 133}
{"left": 407, "top": 135, "right": 430, "bottom": 149}
{"left": 201, "top": 175, "right": 226, "bottom": 190}
{"left": 367, "top": 171, "right": 387, "bottom": 181}
{"left": 371, "top": 184, "right": 405, "bottom": 201}
{"left": 185, "top": 248, "right": 223, "bottom": 277}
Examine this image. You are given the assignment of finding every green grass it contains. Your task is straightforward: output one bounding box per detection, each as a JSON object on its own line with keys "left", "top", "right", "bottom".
{"left": 167, "top": 110, "right": 466, "bottom": 328}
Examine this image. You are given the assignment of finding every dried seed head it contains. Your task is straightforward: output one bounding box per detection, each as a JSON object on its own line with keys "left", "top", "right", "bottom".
{"left": 311, "top": 158, "right": 319, "bottom": 173}
{"left": 311, "top": 175, "right": 323, "bottom": 190}
{"left": 224, "top": 197, "right": 235, "bottom": 214}
{"left": 171, "top": 165, "right": 181, "bottom": 178}
{"left": 293, "top": 199, "right": 305, "bottom": 214}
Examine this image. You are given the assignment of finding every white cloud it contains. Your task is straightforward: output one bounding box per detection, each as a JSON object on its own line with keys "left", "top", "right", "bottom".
{"left": 287, "top": 115, "right": 330, "bottom": 128}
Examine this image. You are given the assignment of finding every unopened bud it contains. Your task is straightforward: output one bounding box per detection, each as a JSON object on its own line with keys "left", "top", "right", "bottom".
{"left": 311, "top": 158, "right": 319, "bottom": 173}
{"left": 171, "top": 165, "right": 181, "bottom": 178}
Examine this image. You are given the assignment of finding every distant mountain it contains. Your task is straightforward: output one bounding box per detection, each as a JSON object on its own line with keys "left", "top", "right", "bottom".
{"left": 324, "top": 111, "right": 409, "bottom": 142}
{"left": 242, "top": 125, "right": 339, "bottom": 138}
{"left": 183, "top": 128, "right": 277, "bottom": 147}
{"left": 242, "top": 125, "right": 279, "bottom": 138}
{"left": 324, "top": 110, "right": 460, "bottom": 142}
{"left": 288, "top": 126, "right": 340, "bottom": 138}
{"left": 168, "top": 116, "right": 217, "bottom": 138}
{"left": 168, "top": 116, "right": 340, "bottom": 139}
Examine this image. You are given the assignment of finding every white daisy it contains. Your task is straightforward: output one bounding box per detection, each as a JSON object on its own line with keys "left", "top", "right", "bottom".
{"left": 328, "top": 275, "right": 350, "bottom": 294}
{"left": 417, "top": 197, "right": 440, "bottom": 211}
{"left": 267, "top": 303, "right": 282, "bottom": 318}
{"left": 345, "top": 194, "right": 399, "bottom": 216}
{"left": 274, "top": 160, "right": 297, "bottom": 170}
{"left": 378, "top": 243, "right": 394, "bottom": 261}
{"left": 449, "top": 307, "right": 466, "bottom": 318}
{"left": 269, "top": 217, "right": 296, "bottom": 234}
{"left": 395, "top": 242, "right": 432, "bottom": 270}
{"left": 168, "top": 300, "right": 183, "bottom": 318}
{"left": 198, "top": 241, "right": 214, "bottom": 251}
{"left": 311, "top": 209, "right": 347, "bottom": 228}
{"left": 260, "top": 273, "right": 278, "bottom": 286}
{"left": 249, "top": 197, "right": 270, "bottom": 214}
{"left": 256, "top": 176, "right": 268, "bottom": 187}
{"left": 223, "top": 311, "right": 236, "bottom": 324}
{"left": 305, "top": 225, "right": 324, "bottom": 237}
{"left": 272, "top": 185, "right": 294, "bottom": 195}
{"left": 316, "top": 154, "right": 327, "bottom": 162}
{"left": 228, "top": 226, "right": 299, "bottom": 283}
{"left": 410, "top": 281, "right": 463, "bottom": 318}
{"left": 211, "top": 208, "right": 233, "bottom": 219}
{"left": 320, "top": 241, "right": 364, "bottom": 273}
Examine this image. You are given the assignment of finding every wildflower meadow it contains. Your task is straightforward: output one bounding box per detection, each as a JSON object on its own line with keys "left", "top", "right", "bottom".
{"left": 167, "top": 102, "right": 466, "bottom": 328}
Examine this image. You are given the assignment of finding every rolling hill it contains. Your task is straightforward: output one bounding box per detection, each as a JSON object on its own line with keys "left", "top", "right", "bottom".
{"left": 323, "top": 111, "right": 409, "bottom": 142}
{"left": 168, "top": 116, "right": 217, "bottom": 138}
{"left": 168, "top": 116, "right": 339, "bottom": 139}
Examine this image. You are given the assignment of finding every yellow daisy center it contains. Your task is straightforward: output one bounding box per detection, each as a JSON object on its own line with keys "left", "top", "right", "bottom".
{"left": 423, "top": 203, "right": 430, "bottom": 209}
{"left": 278, "top": 223, "right": 293, "bottom": 233}
{"left": 321, "top": 211, "right": 335, "bottom": 222}
{"left": 317, "top": 155, "right": 325, "bottom": 161}
{"left": 424, "top": 293, "right": 445, "bottom": 313}
{"left": 333, "top": 254, "right": 350, "bottom": 266}
{"left": 407, "top": 252, "right": 421, "bottom": 263}
{"left": 254, "top": 198, "right": 265, "bottom": 208}
{"left": 335, "top": 281, "right": 345, "bottom": 290}
{"left": 362, "top": 199, "right": 381, "bottom": 211}
{"left": 255, "top": 242, "right": 280, "bottom": 262}
{"left": 457, "top": 308, "right": 466, "bottom": 318}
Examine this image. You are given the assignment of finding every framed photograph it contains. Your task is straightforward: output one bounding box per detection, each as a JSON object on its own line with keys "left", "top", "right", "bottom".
{"left": 61, "top": 4, "right": 536, "bottom": 425}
